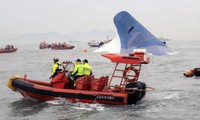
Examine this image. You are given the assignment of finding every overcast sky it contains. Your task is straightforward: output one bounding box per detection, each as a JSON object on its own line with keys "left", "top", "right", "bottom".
{"left": 0, "top": 0, "right": 200, "bottom": 40}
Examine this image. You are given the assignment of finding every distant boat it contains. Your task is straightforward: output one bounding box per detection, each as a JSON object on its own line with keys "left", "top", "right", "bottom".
{"left": 88, "top": 39, "right": 112, "bottom": 48}
{"left": 39, "top": 41, "right": 51, "bottom": 49}
{"left": 51, "top": 45, "right": 75, "bottom": 50}
{"left": 39, "top": 42, "right": 75, "bottom": 50}
{"left": 88, "top": 40, "right": 101, "bottom": 47}
{"left": 51, "top": 43, "right": 75, "bottom": 50}
{"left": 0, "top": 45, "right": 17, "bottom": 54}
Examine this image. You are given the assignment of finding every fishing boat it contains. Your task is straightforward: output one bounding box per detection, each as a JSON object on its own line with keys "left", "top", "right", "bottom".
{"left": 7, "top": 49, "right": 152, "bottom": 105}
{"left": 39, "top": 42, "right": 51, "bottom": 49}
{"left": 39, "top": 42, "right": 75, "bottom": 50}
{"left": 0, "top": 45, "right": 17, "bottom": 53}
{"left": 51, "top": 43, "right": 75, "bottom": 50}
{"left": 88, "top": 39, "right": 112, "bottom": 48}
{"left": 88, "top": 40, "right": 101, "bottom": 47}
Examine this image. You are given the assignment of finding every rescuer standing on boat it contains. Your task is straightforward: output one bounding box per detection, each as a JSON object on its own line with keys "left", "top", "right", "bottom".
{"left": 82, "top": 59, "right": 92, "bottom": 75}
{"left": 49, "top": 58, "right": 61, "bottom": 79}
{"left": 71, "top": 59, "right": 84, "bottom": 80}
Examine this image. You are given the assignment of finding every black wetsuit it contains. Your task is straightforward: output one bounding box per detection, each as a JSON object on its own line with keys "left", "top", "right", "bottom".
{"left": 194, "top": 68, "right": 200, "bottom": 76}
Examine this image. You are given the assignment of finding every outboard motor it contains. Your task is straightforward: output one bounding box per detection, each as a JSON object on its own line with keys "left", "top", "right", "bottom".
{"left": 125, "top": 81, "right": 146, "bottom": 104}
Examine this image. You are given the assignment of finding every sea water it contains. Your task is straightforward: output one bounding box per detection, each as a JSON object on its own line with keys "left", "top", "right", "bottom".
{"left": 1, "top": 39, "right": 200, "bottom": 120}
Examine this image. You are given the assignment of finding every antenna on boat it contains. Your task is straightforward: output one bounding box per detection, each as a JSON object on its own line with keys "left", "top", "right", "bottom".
{"left": 107, "top": 34, "right": 109, "bottom": 40}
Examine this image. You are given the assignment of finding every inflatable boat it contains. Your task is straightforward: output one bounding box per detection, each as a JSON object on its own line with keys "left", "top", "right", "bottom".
{"left": 0, "top": 48, "right": 17, "bottom": 53}
{"left": 8, "top": 49, "right": 151, "bottom": 105}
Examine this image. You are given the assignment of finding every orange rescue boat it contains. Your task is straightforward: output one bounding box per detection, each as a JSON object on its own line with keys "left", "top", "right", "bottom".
{"left": 0, "top": 48, "right": 17, "bottom": 53}
{"left": 7, "top": 49, "right": 151, "bottom": 105}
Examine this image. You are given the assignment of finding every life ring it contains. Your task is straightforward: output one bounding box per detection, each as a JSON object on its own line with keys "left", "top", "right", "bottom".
{"left": 123, "top": 67, "right": 140, "bottom": 82}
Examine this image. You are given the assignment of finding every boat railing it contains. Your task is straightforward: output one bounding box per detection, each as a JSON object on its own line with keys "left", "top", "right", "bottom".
{"left": 106, "top": 62, "right": 142, "bottom": 93}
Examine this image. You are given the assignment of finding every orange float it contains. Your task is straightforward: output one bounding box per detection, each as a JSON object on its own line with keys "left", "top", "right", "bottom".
{"left": 82, "top": 49, "right": 87, "bottom": 52}
{"left": 184, "top": 68, "right": 200, "bottom": 77}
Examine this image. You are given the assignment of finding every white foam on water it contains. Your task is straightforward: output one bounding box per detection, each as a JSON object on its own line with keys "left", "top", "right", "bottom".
{"left": 163, "top": 92, "right": 180, "bottom": 100}
{"left": 46, "top": 99, "right": 105, "bottom": 111}
{"left": 94, "top": 35, "right": 120, "bottom": 53}
{"left": 72, "top": 102, "right": 105, "bottom": 111}
{"left": 45, "top": 98, "right": 67, "bottom": 105}
{"left": 167, "top": 51, "right": 180, "bottom": 55}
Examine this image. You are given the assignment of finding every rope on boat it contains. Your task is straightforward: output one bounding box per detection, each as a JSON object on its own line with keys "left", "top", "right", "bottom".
{"left": 145, "top": 86, "right": 156, "bottom": 91}
{"left": 125, "top": 86, "right": 156, "bottom": 92}
{"left": 7, "top": 76, "right": 23, "bottom": 91}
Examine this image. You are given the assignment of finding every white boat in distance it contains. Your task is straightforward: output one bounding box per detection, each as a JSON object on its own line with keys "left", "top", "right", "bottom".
{"left": 88, "top": 39, "right": 112, "bottom": 48}
{"left": 88, "top": 40, "right": 101, "bottom": 47}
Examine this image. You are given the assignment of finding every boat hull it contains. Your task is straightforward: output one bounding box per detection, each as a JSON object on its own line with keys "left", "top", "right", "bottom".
{"left": 12, "top": 79, "right": 128, "bottom": 105}
{"left": 11, "top": 78, "right": 146, "bottom": 105}
{"left": 51, "top": 46, "right": 75, "bottom": 50}
{"left": 0, "top": 48, "right": 17, "bottom": 53}
{"left": 88, "top": 44, "right": 99, "bottom": 47}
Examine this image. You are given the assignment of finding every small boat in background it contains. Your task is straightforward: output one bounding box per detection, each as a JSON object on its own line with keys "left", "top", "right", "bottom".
{"left": 88, "top": 35, "right": 112, "bottom": 48}
{"left": 39, "top": 41, "right": 51, "bottom": 49}
{"left": 88, "top": 39, "right": 112, "bottom": 48}
{"left": 39, "top": 42, "right": 75, "bottom": 50}
{"left": 88, "top": 40, "right": 101, "bottom": 47}
{"left": 0, "top": 45, "right": 17, "bottom": 54}
{"left": 51, "top": 43, "right": 75, "bottom": 50}
{"left": 51, "top": 46, "right": 75, "bottom": 50}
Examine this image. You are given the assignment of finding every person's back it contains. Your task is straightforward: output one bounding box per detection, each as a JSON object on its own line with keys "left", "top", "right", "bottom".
{"left": 82, "top": 59, "right": 92, "bottom": 76}
{"left": 71, "top": 59, "right": 84, "bottom": 80}
{"left": 50, "top": 58, "right": 61, "bottom": 79}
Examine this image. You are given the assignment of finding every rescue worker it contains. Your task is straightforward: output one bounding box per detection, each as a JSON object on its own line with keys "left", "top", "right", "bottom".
{"left": 82, "top": 59, "right": 92, "bottom": 75}
{"left": 49, "top": 58, "right": 61, "bottom": 79}
{"left": 71, "top": 59, "right": 84, "bottom": 80}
